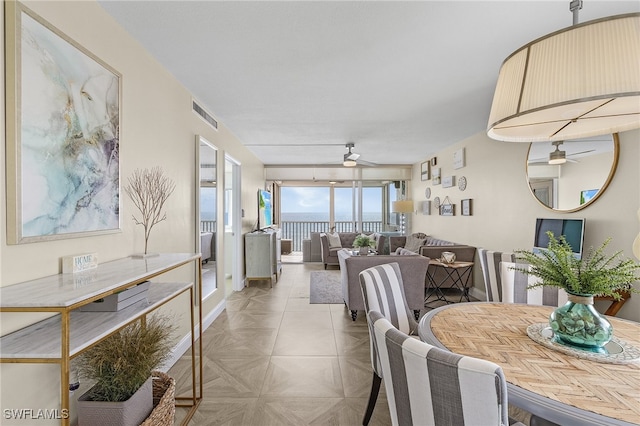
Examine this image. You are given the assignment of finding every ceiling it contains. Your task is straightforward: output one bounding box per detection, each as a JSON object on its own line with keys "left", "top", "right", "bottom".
{"left": 98, "top": 1, "right": 639, "bottom": 167}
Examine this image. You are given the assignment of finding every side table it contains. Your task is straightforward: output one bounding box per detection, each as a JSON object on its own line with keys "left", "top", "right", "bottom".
{"left": 281, "top": 239, "right": 292, "bottom": 254}
{"left": 425, "top": 260, "right": 474, "bottom": 306}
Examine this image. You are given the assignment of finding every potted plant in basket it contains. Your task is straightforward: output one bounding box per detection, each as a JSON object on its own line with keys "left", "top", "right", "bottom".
{"left": 76, "top": 313, "right": 177, "bottom": 426}
{"left": 353, "top": 234, "right": 376, "bottom": 255}
{"left": 513, "top": 232, "right": 639, "bottom": 350}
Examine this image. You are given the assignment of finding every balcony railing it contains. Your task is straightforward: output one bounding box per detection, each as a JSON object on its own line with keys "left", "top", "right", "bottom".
{"left": 280, "top": 221, "right": 383, "bottom": 252}
{"left": 200, "top": 221, "right": 216, "bottom": 233}
{"left": 200, "top": 220, "right": 385, "bottom": 253}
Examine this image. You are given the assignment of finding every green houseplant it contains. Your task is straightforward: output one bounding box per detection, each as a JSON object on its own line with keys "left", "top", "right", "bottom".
{"left": 353, "top": 234, "right": 375, "bottom": 255}
{"left": 514, "top": 232, "right": 639, "bottom": 350}
{"left": 76, "top": 313, "right": 176, "bottom": 426}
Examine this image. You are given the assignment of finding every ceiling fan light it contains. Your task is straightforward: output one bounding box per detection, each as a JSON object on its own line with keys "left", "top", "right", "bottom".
{"left": 549, "top": 151, "right": 567, "bottom": 164}
{"left": 343, "top": 159, "right": 357, "bottom": 167}
{"left": 548, "top": 156, "right": 567, "bottom": 165}
{"left": 487, "top": 13, "right": 640, "bottom": 142}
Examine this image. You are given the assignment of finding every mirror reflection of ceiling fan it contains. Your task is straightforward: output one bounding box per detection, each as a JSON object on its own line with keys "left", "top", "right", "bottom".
{"left": 528, "top": 141, "right": 596, "bottom": 166}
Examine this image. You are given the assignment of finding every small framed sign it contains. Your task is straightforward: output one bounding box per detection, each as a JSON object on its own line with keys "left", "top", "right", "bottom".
{"left": 453, "top": 148, "right": 466, "bottom": 169}
{"left": 442, "top": 176, "right": 455, "bottom": 188}
{"left": 440, "top": 204, "right": 455, "bottom": 216}
{"left": 432, "top": 167, "right": 441, "bottom": 185}
{"left": 421, "top": 161, "right": 430, "bottom": 181}
{"left": 422, "top": 200, "right": 431, "bottom": 215}
{"left": 461, "top": 199, "right": 473, "bottom": 216}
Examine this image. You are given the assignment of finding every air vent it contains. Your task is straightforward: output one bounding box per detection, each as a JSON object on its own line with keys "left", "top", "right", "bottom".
{"left": 192, "top": 100, "right": 218, "bottom": 130}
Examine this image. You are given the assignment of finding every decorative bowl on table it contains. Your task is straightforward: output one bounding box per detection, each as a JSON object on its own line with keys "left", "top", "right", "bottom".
{"left": 440, "top": 251, "right": 456, "bottom": 264}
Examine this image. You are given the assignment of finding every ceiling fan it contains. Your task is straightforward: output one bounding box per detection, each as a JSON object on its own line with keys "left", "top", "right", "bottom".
{"left": 342, "top": 143, "right": 378, "bottom": 167}
{"left": 528, "top": 141, "right": 596, "bottom": 166}
{"left": 343, "top": 143, "right": 360, "bottom": 167}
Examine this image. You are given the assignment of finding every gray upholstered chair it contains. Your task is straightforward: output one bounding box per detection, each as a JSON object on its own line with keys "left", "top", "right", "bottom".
{"left": 368, "top": 310, "right": 522, "bottom": 426}
{"left": 320, "top": 233, "right": 342, "bottom": 269}
{"left": 359, "top": 263, "right": 418, "bottom": 426}
{"left": 478, "top": 248, "right": 516, "bottom": 302}
{"left": 340, "top": 250, "right": 429, "bottom": 321}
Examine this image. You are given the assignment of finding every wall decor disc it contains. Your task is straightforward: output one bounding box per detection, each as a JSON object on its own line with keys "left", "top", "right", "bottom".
{"left": 425, "top": 187, "right": 431, "bottom": 199}
{"left": 433, "top": 196, "right": 441, "bottom": 209}
{"left": 458, "top": 176, "right": 467, "bottom": 191}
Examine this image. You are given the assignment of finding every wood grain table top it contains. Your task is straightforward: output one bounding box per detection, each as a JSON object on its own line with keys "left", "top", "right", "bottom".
{"left": 419, "top": 302, "right": 640, "bottom": 425}
{"left": 428, "top": 260, "right": 474, "bottom": 269}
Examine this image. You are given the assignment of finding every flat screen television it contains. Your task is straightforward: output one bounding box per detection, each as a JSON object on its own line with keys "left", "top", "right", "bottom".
{"left": 533, "top": 218, "right": 585, "bottom": 258}
{"left": 257, "top": 189, "right": 273, "bottom": 230}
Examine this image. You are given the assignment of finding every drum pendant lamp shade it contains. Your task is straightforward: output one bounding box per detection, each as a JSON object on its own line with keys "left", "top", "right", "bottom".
{"left": 487, "top": 13, "right": 640, "bottom": 142}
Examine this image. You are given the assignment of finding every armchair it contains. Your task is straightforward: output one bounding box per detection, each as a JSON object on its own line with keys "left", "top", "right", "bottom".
{"left": 338, "top": 249, "right": 429, "bottom": 321}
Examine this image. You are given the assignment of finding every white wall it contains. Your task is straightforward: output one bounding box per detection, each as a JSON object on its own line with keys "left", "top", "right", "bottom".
{"left": 0, "top": 1, "right": 264, "bottom": 424}
{"left": 411, "top": 129, "right": 640, "bottom": 322}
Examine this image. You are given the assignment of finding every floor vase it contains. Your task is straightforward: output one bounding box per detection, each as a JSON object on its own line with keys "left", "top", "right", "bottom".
{"left": 550, "top": 293, "right": 612, "bottom": 350}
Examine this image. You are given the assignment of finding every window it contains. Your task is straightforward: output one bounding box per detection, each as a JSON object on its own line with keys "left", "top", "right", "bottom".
{"left": 334, "top": 187, "right": 354, "bottom": 232}
{"left": 200, "top": 187, "right": 216, "bottom": 233}
{"left": 362, "top": 186, "right": 383, "bottom": 232}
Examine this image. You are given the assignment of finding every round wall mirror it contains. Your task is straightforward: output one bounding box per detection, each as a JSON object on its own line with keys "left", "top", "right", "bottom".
{"left": 526, "top": 134, "right": 619, "bottom": 212}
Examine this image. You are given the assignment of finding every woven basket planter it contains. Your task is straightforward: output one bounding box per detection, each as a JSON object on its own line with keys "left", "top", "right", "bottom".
{"left": 141, "top": 371, "right": 176, "bottom": 426}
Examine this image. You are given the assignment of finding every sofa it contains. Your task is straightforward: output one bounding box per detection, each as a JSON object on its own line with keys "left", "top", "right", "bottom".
{"left": 337, "top": 249, "right": 430, "bottom": 321}
{"left": 320, "top": 232, "right": 387, "bottom": 269}
{"left": 390, "top": 233, "right": 477, "bottom": 288}
{"left": 200, "top": 232, "right": 214, "bottom": 263}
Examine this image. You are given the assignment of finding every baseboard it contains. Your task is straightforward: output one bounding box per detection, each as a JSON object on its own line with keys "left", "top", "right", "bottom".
{"left": 159, "top": 298, "right": 226, "bottom": 371}
{"left": 469, "top": 286, "right": 486, "bottom": 302}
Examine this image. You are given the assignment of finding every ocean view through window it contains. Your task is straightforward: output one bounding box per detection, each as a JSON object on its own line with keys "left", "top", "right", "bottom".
{"left": 280, "top": 185, "right": 383, "bottom": 252}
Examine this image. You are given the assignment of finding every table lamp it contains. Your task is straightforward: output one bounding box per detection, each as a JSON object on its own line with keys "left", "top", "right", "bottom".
{"left": 392, "top": 200, "right": 414, "bottom": 235}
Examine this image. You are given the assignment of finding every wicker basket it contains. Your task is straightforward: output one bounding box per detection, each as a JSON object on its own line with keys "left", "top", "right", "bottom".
{"left": 140, "top": 371, "right": 175, "bottom": 426}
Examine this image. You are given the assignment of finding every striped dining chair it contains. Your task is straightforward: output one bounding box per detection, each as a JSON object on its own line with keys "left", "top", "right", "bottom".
{"left": 369, "top": 310, "right": 520, "bottom": 426}
{"left": 499, "top": 261, "right": 568, "bottom": 307}
{"left": 359, "top": 262, "right": 418, "bottom": 426}
{"left": 478, "top": 248, "right": 516, "bottom": 302}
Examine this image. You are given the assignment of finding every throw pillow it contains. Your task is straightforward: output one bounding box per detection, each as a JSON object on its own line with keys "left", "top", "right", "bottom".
{"left": 397, "top": 248, "right": 418, "bottom": 256}
{"left": 326, "top": 232, "right": 342, "bottom": 249}
{"left": 404, "top": 235, "right": 426, "bottom": 253}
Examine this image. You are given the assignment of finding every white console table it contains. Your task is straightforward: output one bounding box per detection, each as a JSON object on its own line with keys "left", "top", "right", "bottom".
{"left": 0, "top": 253, "right": 203, "bottom": 425}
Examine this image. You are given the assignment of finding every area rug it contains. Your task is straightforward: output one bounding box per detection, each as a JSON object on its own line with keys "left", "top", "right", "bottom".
{"left": 309, "top": 270, "right": 343, "bottom": 304}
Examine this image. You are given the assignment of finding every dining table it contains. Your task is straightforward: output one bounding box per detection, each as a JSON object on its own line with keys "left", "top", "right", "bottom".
{"left": 418, "top": 302, "right": 640, "bottom": 426}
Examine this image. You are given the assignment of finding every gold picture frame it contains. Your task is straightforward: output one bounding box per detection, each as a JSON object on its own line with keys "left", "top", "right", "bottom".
{"left": 5, "top": 2, "right": 122, "bottom": 244}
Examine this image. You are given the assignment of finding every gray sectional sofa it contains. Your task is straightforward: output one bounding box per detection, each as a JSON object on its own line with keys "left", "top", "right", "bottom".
{"left": 319, "top": 232, "right": 387, "bottom": 269}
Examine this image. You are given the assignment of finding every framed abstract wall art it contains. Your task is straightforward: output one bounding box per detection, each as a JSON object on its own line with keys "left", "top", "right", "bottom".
{"left": 5, "top": 2, "right": 121, "bottom": 244}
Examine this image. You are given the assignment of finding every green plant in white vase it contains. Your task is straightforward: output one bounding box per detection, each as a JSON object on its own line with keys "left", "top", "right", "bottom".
{"left": 353, "top": 234, "right": 376, "bottom": 255}
{"left": 514, "top": 232, "right": 639, "bottom": 350}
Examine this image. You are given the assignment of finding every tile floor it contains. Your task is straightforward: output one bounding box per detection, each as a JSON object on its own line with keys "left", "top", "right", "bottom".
{"left": 170, "top": 262, "right": 392, "bottom": 425}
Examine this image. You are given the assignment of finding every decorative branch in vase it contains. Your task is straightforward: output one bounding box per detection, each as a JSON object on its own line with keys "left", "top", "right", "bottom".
{"left": 124, "top": 167, "right": 175, "bottom": 256}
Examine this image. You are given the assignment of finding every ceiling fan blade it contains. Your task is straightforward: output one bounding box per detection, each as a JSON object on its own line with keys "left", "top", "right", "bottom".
{"left": 528, "top": 158, "right": 578, "bottom": 165}
{"left": 357, "top": 158, "right": 378, "bottom": 167}
{"left": 346, "top": 152, "right": 360, "bottom": 161}
{"left": 567, "top": 149, "right": 596, "bottom": 157}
